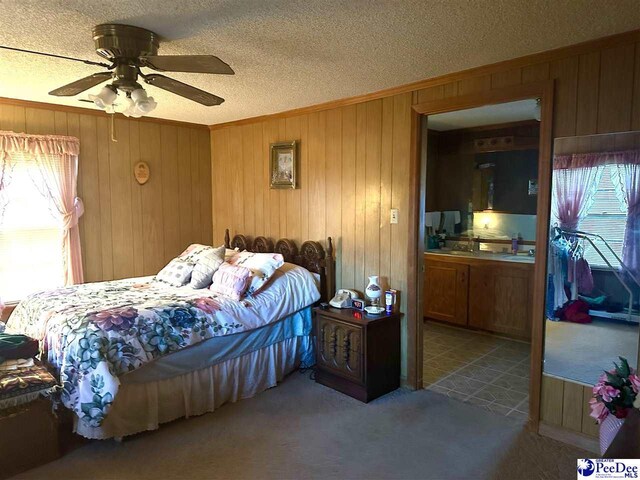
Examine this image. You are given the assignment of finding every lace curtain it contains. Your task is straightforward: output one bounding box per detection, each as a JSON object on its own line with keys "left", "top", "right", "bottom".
{"left": 610, "top": 152, "right": 640, "bottom": 278}
{"left": 554, "top": 150, "right": 640, "bottom": 277}
{"left": 551, "top": 166, "right": 604, "bottom": 230}
{"left": 0, "top": 131, "right": 84, "bottom": 285}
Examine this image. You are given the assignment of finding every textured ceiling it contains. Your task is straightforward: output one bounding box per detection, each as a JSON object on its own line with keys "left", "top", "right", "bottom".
{"left": 1, "top": 0, "right": 640, "bottom": 126}
{"left": 428, "top": 100, "right": 537, "bottom": 131}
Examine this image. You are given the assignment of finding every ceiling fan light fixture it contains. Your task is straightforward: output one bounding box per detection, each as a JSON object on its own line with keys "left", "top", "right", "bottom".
{"left": 118, "top": 96, "right": 135, "bottom": 117}
{"left": 129, "top": 87, "right": 157, "bottom": 114}
{"left": 136, "top": 96, "right": 157, "bottom": 114}
{"left": 130, "top": 87, "right": 147, "bottom": 103}
{"left": 88, "top": 85, "right": 117, "bottom": 109}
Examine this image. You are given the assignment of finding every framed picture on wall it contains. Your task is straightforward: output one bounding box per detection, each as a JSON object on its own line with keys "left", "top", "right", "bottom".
{"left": 270, "top": 141, "right": 297, "bottom": 189}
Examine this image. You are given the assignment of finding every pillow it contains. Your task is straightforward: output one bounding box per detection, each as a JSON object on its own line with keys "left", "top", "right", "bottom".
{"left": 228, "top": 251, "right": 284, "bottom": 296}
{"left": 209, "top": 262, "right": 252, "bottom": 300}
{"left": 155, "top": 258, "right": 194, "bottom": 286}
{"left": 179, "top": 244, "right": 214, "bottom": 264}
{"left": 190, "top": 245, "right": 226, "bottom": 289}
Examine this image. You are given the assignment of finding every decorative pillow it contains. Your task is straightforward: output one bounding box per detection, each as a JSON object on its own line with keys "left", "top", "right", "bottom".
{"left": 209, "top": 262, "right": 252, "bottom": 301}
{"left": 179, "top": 244, "right": 214, "bottom": 264}
{"left": 228, "top": 251, "right": 285, "bottom": 296}
{"left": 155, "top": 258, "right": 194, "bottom": 287}
{"left": 190, "top": 245, "right": 226, "bottom": 289}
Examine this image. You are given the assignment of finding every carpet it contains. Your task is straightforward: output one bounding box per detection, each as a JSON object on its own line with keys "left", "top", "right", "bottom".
{"left": 545, "top": 318, "right": 638, "bottom": 385}
{"left": 14, "top": 373, "right": 588, "bottom": 480}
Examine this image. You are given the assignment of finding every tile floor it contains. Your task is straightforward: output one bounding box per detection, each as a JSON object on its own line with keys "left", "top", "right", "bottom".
{"left": 423, "top": 320, "right": 530, "bottom": 422}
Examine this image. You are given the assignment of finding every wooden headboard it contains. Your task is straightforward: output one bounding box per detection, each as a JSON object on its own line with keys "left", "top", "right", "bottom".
{"left": 224, "top": 229, "right": 335, "bottom": 302}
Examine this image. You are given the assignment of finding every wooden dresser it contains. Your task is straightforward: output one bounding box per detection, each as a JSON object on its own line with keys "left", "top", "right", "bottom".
{"left": 313, "top": 307, "right": 401, "bottom": 402}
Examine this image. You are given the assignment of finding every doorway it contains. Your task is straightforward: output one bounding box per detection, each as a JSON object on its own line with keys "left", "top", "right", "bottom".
{"left": 407, "top": 81, "right": 555, "bottom": 431}
{"left": 421, "top": 100, "right": 539, "bottom": 421}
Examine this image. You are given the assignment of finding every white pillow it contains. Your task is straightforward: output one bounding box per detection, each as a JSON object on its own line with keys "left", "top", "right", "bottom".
{"left": 190, "top": 246, "right": 225, "bottom": 289}
{"left": 155, "top": 258, "right": 194, "bottom": 286}
{"left": 228, "top": 251, "right": 284, "bottom": 296}
{"left": 179, "top": 244, "right": 214, "bottom": 263}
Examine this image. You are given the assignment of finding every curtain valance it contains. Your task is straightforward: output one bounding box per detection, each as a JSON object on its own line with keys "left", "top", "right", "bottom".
{"left": 0, "top": 131, "right": 79, "bottom": 157}
{"left": 554, "top": 150, "right": 640, "bottom": 170}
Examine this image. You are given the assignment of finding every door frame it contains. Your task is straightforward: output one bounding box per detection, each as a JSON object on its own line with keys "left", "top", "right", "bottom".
{"left": 407, "top": 81, "right": 555, "bottom": 431}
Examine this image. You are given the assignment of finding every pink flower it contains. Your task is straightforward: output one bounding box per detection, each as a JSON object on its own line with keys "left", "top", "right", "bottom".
{"left": 90, "top": 307, "right": 138, "bottom": 331}
{"left": 593, "top": 383, "right": 620, "bottom": 403}
{"left": 629, "top": 374, "right": 640, "bottom": 394}
{"left": 589, "top": 398, "right": 609, "bottom": 423}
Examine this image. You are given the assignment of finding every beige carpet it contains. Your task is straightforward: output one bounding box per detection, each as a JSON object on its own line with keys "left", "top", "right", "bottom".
{"left": 545, "top": 319, "right": 638, "bottom": 384}
{"left": 14, "top": 373, "right": 587, "bottom": 480}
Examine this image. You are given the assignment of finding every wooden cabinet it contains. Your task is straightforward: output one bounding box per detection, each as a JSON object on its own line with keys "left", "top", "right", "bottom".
{"left": 0, "top": 399, "right": 60, "bottom": 479}
{"left": 424, "top": 253, "right": 533, "bottom": 340}
{"left": 314, "top": 307, "right": 401, "bottom": 403}
{"left": 468, "top": 263, "right": 533, "bottom": 339}
{"left": 423, "top": 258, "right": 469, "bottom": 326}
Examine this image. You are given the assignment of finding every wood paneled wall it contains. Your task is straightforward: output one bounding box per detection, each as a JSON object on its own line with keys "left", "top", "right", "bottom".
{"left": 211, "top": 32, "right": 640, "bottom": 386}
{"left": 211, "top": 95, "right": 413, "bottom": 374}
{"left": 541, "top": 374, "right": 599, "bottom": 438}
{"left": 0, "top": 102, "right": 212, "bottom": 282}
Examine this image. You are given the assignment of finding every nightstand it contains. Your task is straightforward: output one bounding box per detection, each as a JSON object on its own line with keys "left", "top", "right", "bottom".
{"left": 313, "top": 306, "right": 401, "bottom": 402}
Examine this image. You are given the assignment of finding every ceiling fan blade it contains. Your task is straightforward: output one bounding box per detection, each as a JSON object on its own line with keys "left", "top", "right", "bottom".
{"left": 49, "top": 72, "right": 112, "bottom": 96}
{"left": 0, "top": 45, "right": 111, "bottom": 68}
{"left": 141, "top": 55, "right": 234, "bottom": 75}
{"left": 143, "top": 74, "right": 224, "bottom": 106}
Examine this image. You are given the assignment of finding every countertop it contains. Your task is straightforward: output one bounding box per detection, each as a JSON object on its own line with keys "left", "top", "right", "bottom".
{"left": 425, "top": 249, "right": 535, "bottom": 264}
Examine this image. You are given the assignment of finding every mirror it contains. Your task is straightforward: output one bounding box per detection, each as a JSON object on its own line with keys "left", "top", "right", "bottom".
{"left": 425, "top": 99, "right": 540, "bottom": 243}
{"left": 543, "top": 131, "right": 640, "bottom": 385}
{"left": 473, "top": 149, "right": 539, "bottom": 213}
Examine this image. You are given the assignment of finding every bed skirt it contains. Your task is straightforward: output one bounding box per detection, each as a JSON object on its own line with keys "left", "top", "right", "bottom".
{"left": 74, "top": 335, "right": 312, "bottom": 440}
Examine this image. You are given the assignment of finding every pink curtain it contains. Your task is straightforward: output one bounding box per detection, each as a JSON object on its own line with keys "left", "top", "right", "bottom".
{"left": 551, "top": 165, "right": 604, "bottom": 230}
{"left": 0, "top": 131, "right": 83, "bottom": 285}
{"left": 612, "top": 157, "right": 640, "bottom": 278}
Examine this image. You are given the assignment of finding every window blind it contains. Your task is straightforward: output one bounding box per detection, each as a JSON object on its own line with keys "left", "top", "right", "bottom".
{"left": 581, "top": 167, "right": 627, "bottom": 268}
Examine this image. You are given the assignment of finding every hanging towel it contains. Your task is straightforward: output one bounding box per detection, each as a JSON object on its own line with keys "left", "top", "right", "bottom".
{"left": 442, "top": 210, "right": 461, "bottom": 234}
{"left": 576, "top": 257, "right": 594, "bottom": 295}
{"left": 425, "top": 211, "right": 441, "bottom": 228}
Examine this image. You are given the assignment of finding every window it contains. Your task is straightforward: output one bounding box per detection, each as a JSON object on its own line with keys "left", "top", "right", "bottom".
{"left": 0, "top": 154, "right": 63, "bottom": 303}
{"left": 580, "top": 166, "right": 627, "bottom": 268}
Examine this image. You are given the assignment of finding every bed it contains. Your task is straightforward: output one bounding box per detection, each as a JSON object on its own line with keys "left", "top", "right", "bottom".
{"left": 6, "top": 230, "right": 334, "bottom": 439}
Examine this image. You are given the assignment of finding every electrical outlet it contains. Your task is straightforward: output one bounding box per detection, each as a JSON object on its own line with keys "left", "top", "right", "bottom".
{"left": 390, "top": 208, "right": 399, "bottom": 224}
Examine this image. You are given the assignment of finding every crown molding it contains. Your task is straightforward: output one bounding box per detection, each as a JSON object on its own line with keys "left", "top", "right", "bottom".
{"left": 210, "top": 28, "right": 640, "bottom": 130}
{"left": 0, "top": 96, "right": 210, "bottom": 131}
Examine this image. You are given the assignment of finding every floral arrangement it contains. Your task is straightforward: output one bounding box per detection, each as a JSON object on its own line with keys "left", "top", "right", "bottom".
{"left": 590, "top": 357, "right": 640, "bottom": 423}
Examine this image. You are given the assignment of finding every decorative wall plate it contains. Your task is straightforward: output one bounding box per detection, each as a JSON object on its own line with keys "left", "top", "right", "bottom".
{"left": 134, "top": 161, "right": 150, "bottom": 185}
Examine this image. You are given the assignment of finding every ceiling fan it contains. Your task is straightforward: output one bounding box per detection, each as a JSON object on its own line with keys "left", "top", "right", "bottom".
{"left": 0, "top": 24, "right": 234, "bottom": 117}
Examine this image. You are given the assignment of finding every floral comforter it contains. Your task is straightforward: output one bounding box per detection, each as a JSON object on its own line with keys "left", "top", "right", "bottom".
{"left": 7, "top": 264, "right": 320, "bottom": 427}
